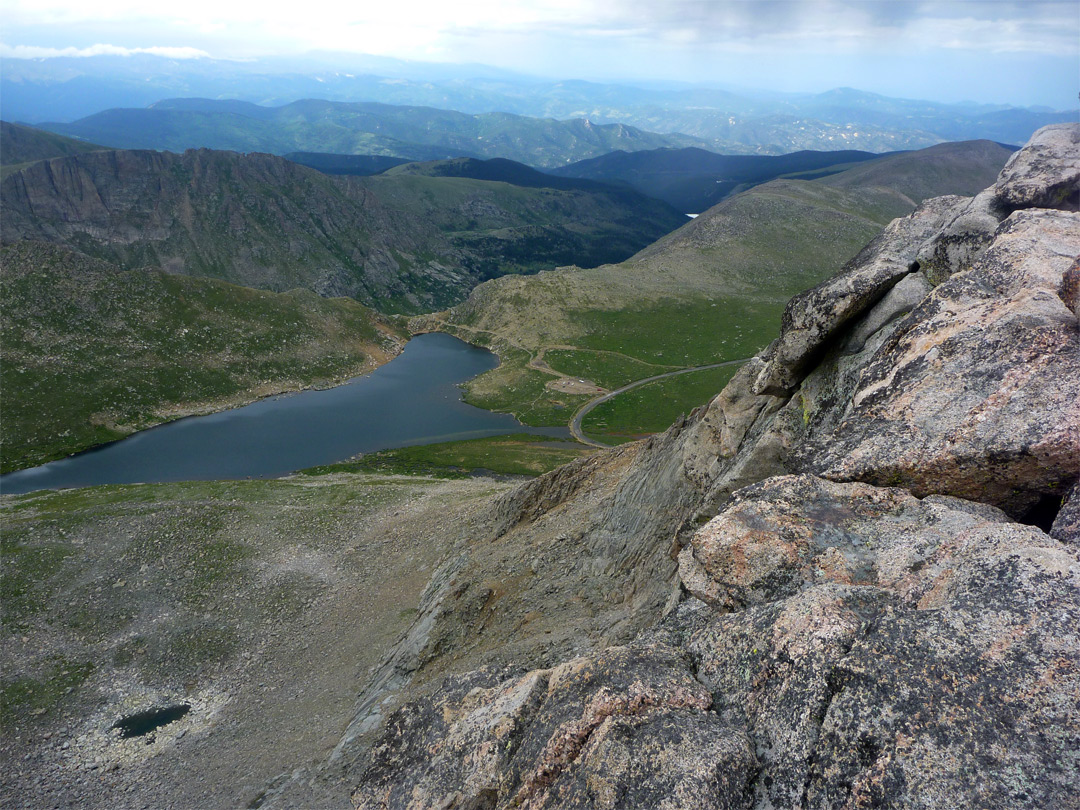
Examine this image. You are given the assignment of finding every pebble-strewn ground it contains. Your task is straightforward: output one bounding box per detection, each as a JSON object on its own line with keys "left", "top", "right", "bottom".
{"left": 0, "top": 473, "right": 514, "bottom": 810}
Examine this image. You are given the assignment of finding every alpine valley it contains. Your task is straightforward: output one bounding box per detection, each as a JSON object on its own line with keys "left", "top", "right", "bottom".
{"left": 0, "top": 52, "right": 1077, "bottom": 810}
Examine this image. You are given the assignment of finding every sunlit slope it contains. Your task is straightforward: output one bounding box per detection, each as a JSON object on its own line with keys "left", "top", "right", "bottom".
{"left": 423, "top": 180, "right": 890, "bottom": 430}
{"left": 550, "top": 146, "right": 884, "bottom": 213}
{"left": 813, "top": 139, "right": 1015, "bottom": 202}
{"left": 423, "top": 140, "right": 1011, "bottom": 439}
{"left": 0, "top": 242, "right": 405, "bottom": 474}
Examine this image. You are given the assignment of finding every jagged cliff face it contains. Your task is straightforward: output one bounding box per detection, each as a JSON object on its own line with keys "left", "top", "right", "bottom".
{"left": 344, "top": 125, "right": 1079, "bottom": 809}
{"left": 0, "top": 148, "right": 686, "bottom": 313}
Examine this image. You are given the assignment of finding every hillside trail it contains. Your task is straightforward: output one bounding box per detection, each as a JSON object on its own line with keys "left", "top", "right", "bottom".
{"left": 418, "top": 321, "right": 749, "bottom": 449}
{"left": 570, "top": 357, "right": 751, "bottom": 447}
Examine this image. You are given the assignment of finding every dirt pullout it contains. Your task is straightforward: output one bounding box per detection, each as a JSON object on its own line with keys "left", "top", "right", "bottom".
{"left": 0, "top": 473, "right": 515, "bottom": 810}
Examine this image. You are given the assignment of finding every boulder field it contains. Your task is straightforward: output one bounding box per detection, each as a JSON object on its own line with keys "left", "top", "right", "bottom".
{"left": 342, "top": 124, "right": 1079, "bottom": 809}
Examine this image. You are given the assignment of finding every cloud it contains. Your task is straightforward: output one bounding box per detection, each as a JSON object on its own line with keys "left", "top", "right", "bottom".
{"left": 0, "top": 43, "right": 211, "bottom": 59}
{"left": 593, "top": 0, "right": 1079, "bottom": 55}
{"left": 0, "top": 0, "right": 1073, "bottom": 106}
{"left": 2, "top": 0, "right": 1074, "bottom": 60}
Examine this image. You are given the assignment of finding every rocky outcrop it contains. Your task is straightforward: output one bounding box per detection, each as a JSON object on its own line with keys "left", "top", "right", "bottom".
{"left": 357, "top": 476, "right": 1077, "bottom": 810}
{"left": 1052, "top": 480, "right": 1080, "bottom": 547}
{"left": 345, "top": 126, "right": 1080, "bottom": 809}
{"left": 993, "top": 123, "right": 1080, "bottom": 211}
{"left": 751, "top": 195, "right": 962, "bottom": 397}
{"left": 682, "top": 478, "right": 1078, "bottom": 810}
{"left": 353, "top": 644, "right": 758, "bottom": 810}
{"left": 799, "top": 208, "right": 1080, "bottom": 516}
{"left": 697, "top": 126, "right": 1079, "bottom": 519}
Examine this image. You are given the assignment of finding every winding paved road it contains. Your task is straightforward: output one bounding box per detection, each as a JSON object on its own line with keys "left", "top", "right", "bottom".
{"left": 569, "top": 358, "right": 752, "bottom": 448}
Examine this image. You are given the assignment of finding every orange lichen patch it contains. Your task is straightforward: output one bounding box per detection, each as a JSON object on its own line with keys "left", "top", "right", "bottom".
{"left": 1032, "top": 657, "right": 1077, "bottom": 692}
{"left": 980, "top": 622, "right": 1033, "bottom": 662}
{"left": 811, "top": 546, "right": 860, "bottom": 586}
{"left": 916, "top": 568, "right": 956, "bottom": 610}
{"left": 846, "top": 749, "right": 895, "bottom": 810}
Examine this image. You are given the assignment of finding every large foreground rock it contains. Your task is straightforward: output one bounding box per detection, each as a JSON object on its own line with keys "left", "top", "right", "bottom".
{"left": 993, "top": 122, "right": 1080, "bottom": 211}
{"left": 345, "top": 125, "right": 1080, "bottom": 809}
{"left": 353, "top": 644, "right": 757, "bottom": 810}
{"left": 697, "top": 130, "right": 1079, "bottom": 519}
{"left": 353, "top": 476, "right": 1080, "bottom": 810}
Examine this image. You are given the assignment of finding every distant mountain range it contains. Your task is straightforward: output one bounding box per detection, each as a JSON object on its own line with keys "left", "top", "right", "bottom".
{"left": 3, "top": 52, "right": 1073, "bottom": 154}
{"left": 0, "top": 136, "right": 687, "bottom": 312}
{"left": 551, "top": 140, "right": 1017, "bottom": 214}
{"left": 36, "top": 98, "right": 710, "bottom": 169}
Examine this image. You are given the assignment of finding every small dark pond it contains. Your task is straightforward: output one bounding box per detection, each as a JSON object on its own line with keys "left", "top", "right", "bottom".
{"left": 0, "top": 333, "right": 568, "bottom": 495}
{"left": 111, "top": 704, "right": 191, "bottom": 738}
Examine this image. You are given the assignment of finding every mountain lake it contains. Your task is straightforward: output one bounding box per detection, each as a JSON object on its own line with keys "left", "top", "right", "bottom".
{"left": 0, "top": 332, "right": 569, "bottom": 495}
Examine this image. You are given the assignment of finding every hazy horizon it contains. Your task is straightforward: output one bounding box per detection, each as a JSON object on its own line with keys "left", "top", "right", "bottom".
{"left": 2, "top": 0, "right": 1078, "bottom": 110}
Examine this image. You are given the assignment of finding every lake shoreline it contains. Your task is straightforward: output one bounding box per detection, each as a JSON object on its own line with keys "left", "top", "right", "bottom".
{"left": 0, "top": 333, "right": 556, "bottom": 495}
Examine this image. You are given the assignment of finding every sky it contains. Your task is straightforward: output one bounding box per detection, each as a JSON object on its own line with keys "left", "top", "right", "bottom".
{"left": 2, "top": 0, "right": 1078, "bottom": 108}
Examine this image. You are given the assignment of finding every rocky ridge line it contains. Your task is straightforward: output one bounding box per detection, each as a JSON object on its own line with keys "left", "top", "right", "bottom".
{"left": 337, "top": 125, "right": 1078, "bottom": 810}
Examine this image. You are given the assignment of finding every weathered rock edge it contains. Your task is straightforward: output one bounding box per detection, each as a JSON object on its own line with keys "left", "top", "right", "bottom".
{"left": 343, "top": 125, "right": 1080, "bottom": 809}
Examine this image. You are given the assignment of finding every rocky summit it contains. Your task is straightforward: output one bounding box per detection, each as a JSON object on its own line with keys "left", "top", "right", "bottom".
{"left": 344, "top": 124, "right": 1079, "bottom": 809}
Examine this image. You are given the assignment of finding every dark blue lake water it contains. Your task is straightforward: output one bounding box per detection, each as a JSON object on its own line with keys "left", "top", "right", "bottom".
{"left": 0, "top": 333, "right": 568, "bottom": 495}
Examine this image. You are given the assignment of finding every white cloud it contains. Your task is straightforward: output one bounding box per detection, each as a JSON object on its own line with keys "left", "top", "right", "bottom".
{"left": 0, "top": 43, "right": 211, "bottom": 59}
{"left": 0, "top": 0, "right": 1073, "bottom": 106}
{"left": 1, "top": 0, "right": 1074, "bottom": 61}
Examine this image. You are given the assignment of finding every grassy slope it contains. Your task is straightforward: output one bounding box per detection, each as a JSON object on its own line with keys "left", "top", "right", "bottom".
{"left": 301, "top": 433, "right": 595, "bottom": 478}
{"left": 550, "top": 146, "right": 884, "bottom": 213}
{"left": 0, "top": 474, "right": 471, "bottom": 712}
{"left": 0, "top": 473, "right": 510, "bottom": 809}
{"left": 423, "top": 141, "right": 1010, "bottom": 442}
{"left": 815, "top": 139, "right": 1015, "bottom": 202}
{"left": 357, "top": 172, "right": 687, "bottom": 280}
{"left": 582, "top": 365, "right": 742, "bottom": 444}
{"left": 425, "top": 179, "right": 895, "bottom": 436}
{"left": 1, "top": 243, "right": 405, "bottom": 474}
{"left": 0, "top": 121, "right": 107, "bottom": 179}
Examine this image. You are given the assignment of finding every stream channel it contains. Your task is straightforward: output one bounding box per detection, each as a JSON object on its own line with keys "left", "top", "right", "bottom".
{"left": 0, "top": 333, "right": 569, "bottom": 495}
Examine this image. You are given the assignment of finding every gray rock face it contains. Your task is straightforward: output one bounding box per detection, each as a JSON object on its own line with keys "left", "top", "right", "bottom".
{"left": 352, "top": 644, "right": 758, "bottom": 810}
{"left": 684, "top": 479, "right": 1079, "bottom": 810}
{"left": 347, "top": 125, "right": 1080, "bottom": 810}
{"left": 751, "top": 194, "right": 962, "bottom": 397}
{"left": 803, "top": 207, "right": 1080, "bottom": 516}
{"left": 993, "top": 122, "right": 1080, "bottom": 211}
{"left": 353, "top": 477, "right": 1080, "bottom": 810}
{"left": 1052, "top": 480, "right": 1080, "bottom": 547}
{"left": 915, "top": 188, "right": 1005, "bottom": 284}
{"left": 689, "top": 128, "right": 1080, "bottom": 521}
